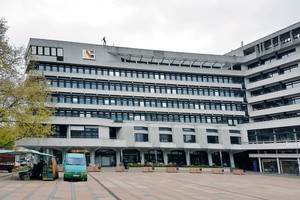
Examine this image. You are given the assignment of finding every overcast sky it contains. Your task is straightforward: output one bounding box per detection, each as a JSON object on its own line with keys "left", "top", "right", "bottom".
{"left": 1, "top": 0, "right": 300, "bottom": 54}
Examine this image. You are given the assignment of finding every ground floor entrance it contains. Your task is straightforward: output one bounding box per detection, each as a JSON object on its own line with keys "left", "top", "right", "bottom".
{"left": 45, "top": 147, "right": 236, "bottom": 168}
{"left": 249, "top": 154, "right": 300, "bottom": 174}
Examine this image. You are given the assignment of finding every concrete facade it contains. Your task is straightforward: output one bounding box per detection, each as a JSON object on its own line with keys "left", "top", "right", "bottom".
{"left": 17, "top": 22, "right": 300, "bottom": 173}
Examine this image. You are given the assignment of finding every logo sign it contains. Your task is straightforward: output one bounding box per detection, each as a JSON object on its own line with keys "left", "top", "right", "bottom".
{"left": 82, "top": 49, "right": 95, "bottom": 60}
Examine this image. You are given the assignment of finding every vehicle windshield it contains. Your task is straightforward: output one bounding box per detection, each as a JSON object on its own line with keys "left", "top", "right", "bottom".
{"left": 66, "top": 157, "right": 86, "bottom": 165}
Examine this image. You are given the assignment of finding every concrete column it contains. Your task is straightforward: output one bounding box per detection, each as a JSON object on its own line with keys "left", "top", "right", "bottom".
{"left": 90, "top": 150, "right": 95, "bottom": 165}
{"left": 255, "top": 45, "right": 259, "bottom": 56}
{"left": 297, "top": 158, "right": 300, "bottom": 174}
{"left": 185, "top": 150, "right": 191, "bottom": 166}
{"left": 116, "top": 150, "right": 121, "bottom": 166}
{"left": 258, "top": 157, "right": 262, "bottom": 172}
{"left": 229, "top": 152, "right": 235, "bottom": 168}
{"left": 261, "top": 42, "right": 265, "bottom": 52}
{"left": 67, "top": 125, "right": 71, "bottom": 138}
{"left": 154, "top": 150, "right": 158, "bottom": 164}
{"left": 62, "top": 149, "right": 67, "bottom": 163}
{"left": 277, "top": 157, "right": 281, "bottom": 174}
{"left": 259, "top": 43, "right": 263, "bottom": 54}
{"left": 290, "top": 31, "right": 294, "bottom": 43}
{"left": 207, "top": 151, "right": 213, "bottom": 166}
{"left": 140, "top": 151, "right": 145, "bottom": 165}
{"left": 98, "top": 126, "right": 101, "bottom": 139}
{"left": 278, "top": 36, "right": 281, "bottom": 48}
{"left": 271, "top": 38, "right": 274, "bottom": 51}
{"left": 163, "top": 150, "right": 168, "bottom": 165}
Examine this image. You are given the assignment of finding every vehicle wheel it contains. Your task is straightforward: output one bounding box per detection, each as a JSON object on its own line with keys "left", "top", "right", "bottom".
{"left": 84, "top": 178, "right": 87, "bottom": 181}
{"left": 64, "top": 177, "right": 68, "bottom": 181}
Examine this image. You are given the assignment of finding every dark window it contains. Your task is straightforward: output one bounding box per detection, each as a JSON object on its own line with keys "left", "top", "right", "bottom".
{"left": 183, "top": 128, "right": 195, "bottom": 132}
{"left": 135, "top": 133, "right": 149, "bottom": 142}
{"left": 134, "top": 126, "right": 148, "bottom": 131}
{"left": 159, "top": 134, "right": 173, "bottom": 142}
{"left": 109, "top": 127, "right": 117, "bottom": 139}
{"left": 159, "top": 127, "right": 172, "bottom": 131}
{"left": 229, "top": 130, "right": 241, "bottom": 134}
{"left": 206, "top": 129, "right": 218, "bottom": 133}
{"left": 207, "top": 136, "right": 219, "bottom": 144}
{"left": 183, "top": 135, "right": 196, "bottom": 143}
{"left": 70, "top": 126, "right": 98, "bottom": 138}
{"left": 230, "top": 136, "right": 241, "bottom": 144}
{"left": 52, "top": 125, "right": 67, "bottom": 138}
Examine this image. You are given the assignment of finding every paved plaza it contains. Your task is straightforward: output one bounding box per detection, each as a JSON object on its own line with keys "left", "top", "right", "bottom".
{"left": 0, "top": 169, "right": 300, "bottom": 200}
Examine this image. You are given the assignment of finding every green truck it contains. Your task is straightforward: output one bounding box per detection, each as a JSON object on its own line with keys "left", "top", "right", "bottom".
{"left": 63, "top": 153, "right": 87, "bottom": 181}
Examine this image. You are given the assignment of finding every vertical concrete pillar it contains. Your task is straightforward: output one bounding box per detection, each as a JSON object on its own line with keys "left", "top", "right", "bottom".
{"left": 297, "top": 158, "right": 300, "bottom": 174}
{"left": 290, "top": 31, "right": 294, "bottom": 43}
{"left": 140, "top": 151, "right": 145, "bottom": 165}
{"left": 155, "top": 150, "right": 158, "bottom": 164}
{"left": 207, "top": 151, "right": 213, "bottom": 166}
{"left": 185, "top": 150, "right": 191, "bottom": 166}
{"left": 261, "top": 42, "right": 265, "bottom": 52}
{"left": 98, "top": 126, "right": 101, "bottom": 139}
{"left": 255, "top": 45, "right": 259, "bottom": 56}
{"left": 116, "top": 150, "right": 121, "bottom": 166}
{"left": 90, "top": 150, "right": 95, "bottom": 165}
{"left": 271, "top": 38, "right": 274, "bottom": 51}
{"left": 278, "top": 36, "right": 281, "bottom": 48}
{"left": 259, "top": 43, "right": 263, "bottom": 54}
{"left": 258, "top": 157, "right": 262, "bottom": 172}
{"left": 163, "top": 150, "right": 168, "bottom": 165}
{"left": 67, "top": 125, "right": 71, "bottom": 138}
{"left": 62, "top": 149, "right": 67, "bottom": 163}
{"left": 277, "top": 157, "right": 281, "bottom": 174}
{"left": 229, "top": 152, "right": 235, "bottom": 168}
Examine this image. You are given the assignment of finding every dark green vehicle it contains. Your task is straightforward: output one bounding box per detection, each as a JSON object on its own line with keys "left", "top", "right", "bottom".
{"left": 63, "top": 153, "right": 87, "bottom": 181}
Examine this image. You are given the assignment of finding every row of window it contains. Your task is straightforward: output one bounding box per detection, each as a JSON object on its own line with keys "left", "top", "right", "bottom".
{"left": 121, "top": 56, "right": 241, "bottom": 70}
{"left": 249, "top": 64, "right": 299, "bottom": 83}
{"left": 134, "top": 126, "right": 240, "bottom": 134}
{"left": 249, "top": 149, "right": 300, "bottom": 155}
{"left": 248, "top": 126, "right": 300, "bottom": 143}
{"left": 49, "top": 78, "right": 244, "bottom": 98}
{"left": 54, "top": 125, "right": 98, "bottom": 138}
{"left": 55, "top": 110, "right": 247, "bottom": 125}
{"left": 50, "top": 94, "right": 247, "bottom": 112}
{"left": 135, "top": 133, "right": 241, "bottom": 144}
{"left": 31, "top": 46, "right": 63, "bottom": 57}
{"left": 250, "top": 79, "right": 300, "bottom": 97}
{"left": 38, "top": 63, "right": 244, "bottom": 84}
{"left": 253, "top": 112, "right": 300, "bottom": 122}
{"left": 248, "top": 49, "right": 296, "bottom": 70}
{"left": 253, "top": 30, "right": 300, "bottom": 55}
{"left": 252, "top": 96, "right": 300, "bottom": 111}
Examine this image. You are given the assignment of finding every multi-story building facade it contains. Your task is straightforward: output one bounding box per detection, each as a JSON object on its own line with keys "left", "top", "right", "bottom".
{"left": 18, "top": 22, "right": 300, "bottom": 174}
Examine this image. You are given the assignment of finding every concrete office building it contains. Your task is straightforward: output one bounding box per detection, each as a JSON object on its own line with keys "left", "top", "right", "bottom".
{"left": 18, "top": 22, "right": 300, "bottom": 174}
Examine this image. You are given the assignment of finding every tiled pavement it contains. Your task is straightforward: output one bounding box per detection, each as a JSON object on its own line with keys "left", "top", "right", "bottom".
{"left": 0, "top": 170, "right": 300, "bottom": 200}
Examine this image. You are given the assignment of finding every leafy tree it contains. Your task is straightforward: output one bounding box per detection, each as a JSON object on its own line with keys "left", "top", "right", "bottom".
{"left": 0, "top": 18, "right": 55, "bottom": 149}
